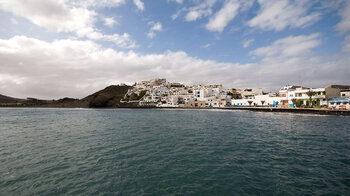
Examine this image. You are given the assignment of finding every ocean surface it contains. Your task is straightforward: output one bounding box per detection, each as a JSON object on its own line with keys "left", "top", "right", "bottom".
{"left": 0, "top": 108, "right": 349, "bottom": 195}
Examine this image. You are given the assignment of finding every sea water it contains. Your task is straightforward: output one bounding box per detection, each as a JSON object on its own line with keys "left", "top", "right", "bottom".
{"left": 0, "top": 108, "right": 349, "bottom": 195}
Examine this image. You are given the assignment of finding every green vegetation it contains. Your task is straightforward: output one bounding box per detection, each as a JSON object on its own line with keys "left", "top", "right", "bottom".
{"left": 127, "top": 90, "right": 147, "bottom": 101}
{"left": 261, "top": 100, "right": 265, "bottom": 106}
{"left": 248, "top": 100, "right": 253, "bottom": 107}
{"left": 291, "top": 99, "right": 304, "bottom": 108}
{"left": 306, "top": 90, "right": 317, "bottom": 107}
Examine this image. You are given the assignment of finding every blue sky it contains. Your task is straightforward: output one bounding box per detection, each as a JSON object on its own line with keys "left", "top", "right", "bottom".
{"left": 0, "top": 0, "right": 350, "bottom": 99}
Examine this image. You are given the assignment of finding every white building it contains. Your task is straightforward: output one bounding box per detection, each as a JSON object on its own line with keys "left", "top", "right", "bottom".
{"left": 238, "top": 88, "right": 263, "bottom": 99}
{"left": 279, "top": 85, "right": 327, "bottom": 107}
{"left": 232, "top": 95, "right": 280, "bottom": 107}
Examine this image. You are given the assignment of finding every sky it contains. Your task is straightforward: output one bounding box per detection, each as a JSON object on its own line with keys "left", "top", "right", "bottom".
{"left": 0, "top": 0, "right": 350, "bottom": 99}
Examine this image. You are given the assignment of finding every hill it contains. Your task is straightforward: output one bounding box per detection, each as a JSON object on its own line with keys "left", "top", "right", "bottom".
{"left": 0, "top": 85, "right": 138, "bottom": 108}
{"left": 0, "top": 94, "right": 25, "bottom": 103}
{"left": 82, "top": 85, "right": 135, "bottom": 108}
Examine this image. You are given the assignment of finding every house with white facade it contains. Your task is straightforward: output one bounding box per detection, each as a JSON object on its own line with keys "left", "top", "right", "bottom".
{"left": 231, "top": 94, "right": 280, "bottom": 107}
{"left": 279, "top": 85, "right": 327, "bottom": 108}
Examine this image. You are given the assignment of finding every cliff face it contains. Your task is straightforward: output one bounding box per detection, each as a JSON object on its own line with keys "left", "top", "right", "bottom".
{"left": 0, "top": 85, "right": 137, "bottom": 108}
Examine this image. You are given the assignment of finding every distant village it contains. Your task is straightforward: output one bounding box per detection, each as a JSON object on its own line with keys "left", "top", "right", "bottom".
{"left": 121, "top": 78, "right": 350, "bottom": 110}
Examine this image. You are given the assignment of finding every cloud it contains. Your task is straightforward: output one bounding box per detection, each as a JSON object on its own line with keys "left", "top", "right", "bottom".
{"left": 147, "top": 21, "right": 162, "bottom": 38}
{"left": 103, "top": 17, "right": 117, "bottom": 27}
{"left": 70, "top": 0, "right": 126, "bottom": 8}
{"left": 343, "top": 35, "right": 350, "bottom": 52}
{"left": 242, "top": 39, "right": 254, "bottom": 48}
{"left": 250, "top": 33, "right": 320, "bottom": 58}
{"left": 185, "top": 9, "right": 211, "bottom": 21}
{"left": 1, "top": 35, "right": 349, "bottom": 99}
{"left": 205, "top": 0, "right": 240, "bottom": 32}
{"left": 336, "top": 1, "right": 350, "bottom": 33}
{"left": 248, "top": 0, "right": 320, "bottom": 31}
{"left": 76, "top": 27, "right": 137, "bottom": 48}
{"left": 171, "top": 9, "right": 183, "bottom": 20}
{"left": 0, "top": 0, "right": 136, "bottom": 48}
{"left": 0, "top": 0, "right": 95, "bottom": 33}
{"left": 181, "top": 0, "right": 217, "bottom": 22}
{"left": 10, "top": 18, "right": 18, "bottom": 25}
{"left": 201, "top": 43, "right": 212, "bottom": 48}
{"left": 133, "top": 0, "right": 144, "bottom": 11}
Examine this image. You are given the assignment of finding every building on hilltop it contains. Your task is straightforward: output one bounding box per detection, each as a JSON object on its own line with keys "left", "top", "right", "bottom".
{"left": 125, "top": 78, "right": 350, "bottom": 110}
{"left": 237, "top": 88, "right": 263, "bottom": 99}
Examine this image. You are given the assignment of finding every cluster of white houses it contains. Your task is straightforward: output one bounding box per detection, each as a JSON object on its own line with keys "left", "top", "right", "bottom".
{"left": 123, "top": 78, "right": 350, "bottom": 109}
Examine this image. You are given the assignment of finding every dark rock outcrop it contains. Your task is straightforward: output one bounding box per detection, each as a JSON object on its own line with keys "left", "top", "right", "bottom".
{"left": 82, "top": 85, "right": 131, "bottom": 108}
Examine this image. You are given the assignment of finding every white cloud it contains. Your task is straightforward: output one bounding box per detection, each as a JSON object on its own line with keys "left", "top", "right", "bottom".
{"left": 343, "top": 35, "right": 350, "bottom": 52}
{"left": 248, "top": 0, "right": 320, "bottom": 31}
{"left": 182, "top": 0, "right": 217, "bottom": 22}
{"left": 150, "top": 22, "right": 162, "bottom": 31}
{"left": 201, "top": 43, "right": 212, "bottom": 48}
{"left": 250, "top": 33, "right": 321, "bottom": 57}
{"left": 171, "top": 9, "right": 183, "bottom": 20}
{"left": 0, "top": 0, "right": 137, "bottom": 48}
{"left": 0, "top": 0, "right": 95, "bottom": 33}
{"left": 336, "top": 1, "right": 350, "bottom": 33}
{"left": 1, "top": 35, "right": 349, "bottom": 99}
{"left": 76, "top": 27, "right": 137, "bottom": 48}
{"left": 103, "top": 17, "right": 117, "bottom": 27}
{"left": 10, "top": 18, "right": 18, "bottom": 25}
{"left": 133, "top": 0, "right": 144, "bottom": 11}
{"left": 70, "top": 0, "right": 125, "bottom": 8}
{"left": 186, "top": 10, "right": 208, "bottom": 21}
{"left": 242, "top": 39, "right": 254, "bottom": 48}
{"left": 147, "top": 21, "right": 163, "bottom": 38}
{"left": 205, "top": 0, "right": 240, "bottom": 32}
{"left": 147, "top": 32, "right": 156, "bottom": 38}
{"left": 335, "top": 1, "right": 350, "bottom": 53}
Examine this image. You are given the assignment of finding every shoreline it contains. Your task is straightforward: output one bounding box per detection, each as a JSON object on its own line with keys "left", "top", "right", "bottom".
{"left": 1, "top": 106, "right": 350, "bottom": 116}
{"left": 152, "top": 107, "right": 350, "bottom": 116}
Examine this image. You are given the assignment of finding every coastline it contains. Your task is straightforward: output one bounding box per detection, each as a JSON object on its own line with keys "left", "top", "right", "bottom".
{"left": 152, "top": 106, "right": 350, "bottom": 116}
{"left": 1, "top": 105, "right": 349, "bottom": 116}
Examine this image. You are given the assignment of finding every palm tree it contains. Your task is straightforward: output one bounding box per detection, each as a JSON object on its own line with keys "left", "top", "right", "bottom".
{"left": 306, "top": 90, "right": 317, "bottom": 107}
{"left": 292, "top": 99, "right": 297, "bottom": 108}
{"left": 261, "top": 100, "right": 265, "bottom": 107}
{"left": 248, "top": 100, "right": 253, "bottom": 107}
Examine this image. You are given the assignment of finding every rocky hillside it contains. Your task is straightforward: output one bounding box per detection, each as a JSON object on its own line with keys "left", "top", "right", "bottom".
{"left": 0, "top": 85, "right": 139, "bottom": 108}
{"left": 82, "top": 85, "right": 133, "bottom": 108}
{"left": 0, "top": 94, "right": 25, "bottom": 103}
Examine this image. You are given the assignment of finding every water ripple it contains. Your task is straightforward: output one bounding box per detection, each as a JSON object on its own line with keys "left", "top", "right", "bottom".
{"left": 0, "top": 108, "right": 349, "bottom": 195}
